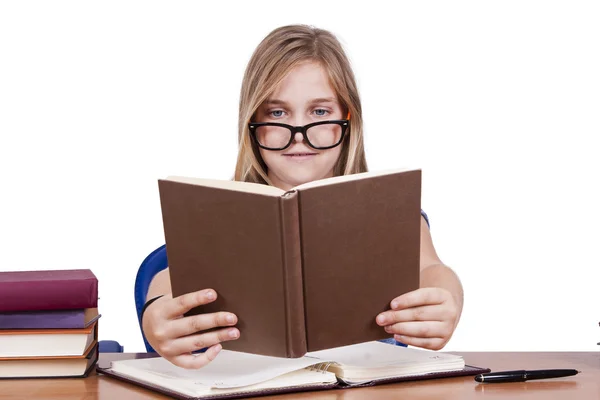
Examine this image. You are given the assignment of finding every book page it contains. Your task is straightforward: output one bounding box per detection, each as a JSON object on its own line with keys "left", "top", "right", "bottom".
{"left": 111, "top": 350, "right": 328, "bottom": 389}
{"left": 165, "top": 167, "right": 419, "bottom": 196}
{"left": 306, "top": 342, "right": 464, "bottom": 383}
{"left": 164, "top": 176, "right": 284, "bottom": 196}
{"left": 292, "top": 167, "right": 419, "bottom": 191}
{"left": 111, "top": 363, "right": 336, "bottom": 398}
{"left": 307, "top": 342, "right": 462, "bottom": 368}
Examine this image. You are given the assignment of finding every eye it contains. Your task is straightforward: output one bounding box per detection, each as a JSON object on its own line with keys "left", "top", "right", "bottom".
{"left": 269, "top": 110, "right": 285, "bottom": 118}
{"left": 313, "top": 109, "right": 329, "bottom": 117}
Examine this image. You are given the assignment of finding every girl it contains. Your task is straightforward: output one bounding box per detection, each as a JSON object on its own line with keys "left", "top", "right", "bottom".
{"left": 142, "top": 25, "right": 463, "bottom": 369}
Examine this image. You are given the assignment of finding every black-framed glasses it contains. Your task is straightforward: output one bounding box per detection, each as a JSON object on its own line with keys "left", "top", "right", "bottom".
{"left": 248, "top": 119, "right": 349, "bottom": 151}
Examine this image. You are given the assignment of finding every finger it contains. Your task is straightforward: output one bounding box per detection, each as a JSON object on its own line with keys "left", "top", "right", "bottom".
{"left": 169, "top": 312, "right": 238, "bottom": 338}
{"left": 390, "top": 288, "right": 447, "bottom": 310}
{"left": 377, "top": 305, "right": 444, "bottom": 325}
{"left": 163, "top": 289, "right": 217, "bottom": 319}
{"left": 393, "top": 334, "right": 447, "bottom": 351}
{"left": 384, "top": 321, "right": 448, "bottom": 339}
{"left": 163, "top": 327, "right": 240, "bottom": 356}
{"left": 169, "top": 343, "right": 223, "bottom": 369}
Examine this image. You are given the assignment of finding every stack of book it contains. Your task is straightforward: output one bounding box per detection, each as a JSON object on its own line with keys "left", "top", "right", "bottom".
{"left": 0, "top": 269, "right": 100, "bottom": 378}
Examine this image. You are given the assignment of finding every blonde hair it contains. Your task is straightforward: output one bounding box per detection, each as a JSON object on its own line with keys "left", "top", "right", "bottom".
{"left": 234, "top": 25, "right": 368, "bottom": 184}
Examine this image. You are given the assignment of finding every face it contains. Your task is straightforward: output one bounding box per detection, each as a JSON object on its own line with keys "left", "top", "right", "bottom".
{"left": 254, "top": 61, "right": 344, "bottom": 190}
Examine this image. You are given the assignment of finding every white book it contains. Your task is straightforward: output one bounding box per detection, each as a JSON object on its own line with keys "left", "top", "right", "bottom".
{"left": 0, "top": 321, "right": 97, "bottom": 358}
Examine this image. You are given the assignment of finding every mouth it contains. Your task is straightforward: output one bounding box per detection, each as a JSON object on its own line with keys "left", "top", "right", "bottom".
{"left": 282, "top": 152, "right": 318, "bottom": 161}
{"left": 283, "top": 152, "right": 318, "bottom": 157}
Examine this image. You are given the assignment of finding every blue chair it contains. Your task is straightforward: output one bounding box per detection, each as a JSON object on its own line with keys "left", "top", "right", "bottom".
{"left": 98, "top": 340, "right": 124, "bottom": 353}
{"left": 135, "top": 244, "right": 169, "bottom": 353}
{"left": 95, "top": 245, "right": 168, "bottom": 354}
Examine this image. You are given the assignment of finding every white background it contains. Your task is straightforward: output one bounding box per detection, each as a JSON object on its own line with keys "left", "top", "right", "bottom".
{"left": 1, "top": 1, "right": 598, "bottom": 353}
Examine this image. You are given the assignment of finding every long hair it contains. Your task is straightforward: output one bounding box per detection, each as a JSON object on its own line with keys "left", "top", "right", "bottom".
{"left": 234, "top": 25, "right": 368, "bottom": 184}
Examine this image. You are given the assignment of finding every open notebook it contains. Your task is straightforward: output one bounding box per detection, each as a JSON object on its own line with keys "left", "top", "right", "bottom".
{"left": 98, "top": 342, "right": 489, "bottom": 399}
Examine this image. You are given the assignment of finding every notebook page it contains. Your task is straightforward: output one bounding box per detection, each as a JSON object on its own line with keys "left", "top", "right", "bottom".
{"left": 112, "top": 362, "right": 337, "bottom": 398}
{"left": 111, "top": 350, "right": 327, "bottom": 389}
{"left": 306, "top": 341, "right": 463, "bottom": 368}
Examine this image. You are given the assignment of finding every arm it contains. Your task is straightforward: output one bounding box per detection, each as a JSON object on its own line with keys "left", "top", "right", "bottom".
{"left": 419, "top": 217, "right": 464, "bottom": 326}
{"left": 146, "top": 267, "right": 172, "bottom": 301}
{"left": 376, "top": 216, "right": 463, "bottom": 350}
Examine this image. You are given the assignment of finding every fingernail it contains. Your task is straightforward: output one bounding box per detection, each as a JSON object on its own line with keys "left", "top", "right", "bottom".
{"left": 229, "top": 329, "right": 239, "bottom": 338}
{"left": 391, "top": 301, "right": 398, "bottom": 309}
{"left": 214, "top": 343, "right": 222, "bottom": 353}
{"left": 384, "top": 325, "right": 392, "bottom": 333}
{"left": 206, "top": 291, "right": 215, "bottom": 300}
{"left": 377, "top": 315, "right": 386, "bottom": 324}
{"left": 226, "top": 314, "right": 235, "bottom": 323}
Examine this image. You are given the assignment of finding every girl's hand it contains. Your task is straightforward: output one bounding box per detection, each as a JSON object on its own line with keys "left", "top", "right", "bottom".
{"left": 142, "top": 289, "right": 240, "bottom": 368}
{"left": 376, "top": 287, "right": 459, "bottom": 350}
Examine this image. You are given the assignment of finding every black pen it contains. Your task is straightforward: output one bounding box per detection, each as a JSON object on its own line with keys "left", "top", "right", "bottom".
{"left": 474, "top": 369, "right": 580, "bottom": 383}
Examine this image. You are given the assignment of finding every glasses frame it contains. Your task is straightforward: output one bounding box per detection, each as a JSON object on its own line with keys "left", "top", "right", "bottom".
{"left": 248, "top": 119, "right": 350, "bottom": 151}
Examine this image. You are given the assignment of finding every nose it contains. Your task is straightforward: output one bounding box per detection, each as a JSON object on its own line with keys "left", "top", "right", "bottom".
{"left": 293, "top": 131, "right": 304, "bottom": 143}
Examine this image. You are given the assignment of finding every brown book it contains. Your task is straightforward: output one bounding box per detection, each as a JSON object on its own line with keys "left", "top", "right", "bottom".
{"left": 97, "top": 342, "right": 490, "bottom": 400}
{"left": 159, "top": 168, "right": 422, "bottom": 357}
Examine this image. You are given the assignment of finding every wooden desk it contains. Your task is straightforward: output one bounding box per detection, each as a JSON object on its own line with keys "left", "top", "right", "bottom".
{"left": 0, "top": 352, "right": 598, "bottom": 399}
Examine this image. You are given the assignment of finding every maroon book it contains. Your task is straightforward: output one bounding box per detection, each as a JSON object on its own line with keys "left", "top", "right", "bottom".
{"left": 0, "top": 269, "right": 98, "bottom": 312}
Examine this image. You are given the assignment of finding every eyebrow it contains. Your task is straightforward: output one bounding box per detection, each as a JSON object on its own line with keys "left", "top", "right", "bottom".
{"left": 263, "top": 99, "right": 288, "bottom": 106}
{"left": 309, "top": 97, "right": 337, "bottom": 105}
{"left": 264, "top": 97, "right": 338, "bottom": 106}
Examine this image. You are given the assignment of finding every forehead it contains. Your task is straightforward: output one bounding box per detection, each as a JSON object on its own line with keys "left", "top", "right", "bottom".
{"left": 268, "top": 61, "right": 337, "bottom": 104}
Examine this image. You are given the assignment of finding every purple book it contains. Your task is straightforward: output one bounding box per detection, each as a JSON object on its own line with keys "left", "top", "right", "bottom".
{"left": 0, "top": 308, "right": 100, "bottom": 329}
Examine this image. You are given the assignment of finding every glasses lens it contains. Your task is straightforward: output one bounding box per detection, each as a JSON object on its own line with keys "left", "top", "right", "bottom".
{"left": 306, "top": 122, "right": 343, "bottom": 148}
{"left": 255, "top": 125, "right": 290, "bottom": 149}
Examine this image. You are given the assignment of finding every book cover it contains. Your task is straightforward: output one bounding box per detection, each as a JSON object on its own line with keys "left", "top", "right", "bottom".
{"left": 0, "top": 269, "right": 98, "bottom": 312}
{"left": 159, "top": 179, "right": 304, "bottom": 358}
{"left": 159, "top": 168, "right": 421, "bottom": 358}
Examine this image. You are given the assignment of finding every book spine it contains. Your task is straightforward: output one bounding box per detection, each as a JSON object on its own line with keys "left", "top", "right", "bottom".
{"left": 279, "top": 191, "right": 307, "bottom": 357}
{"left": 0, "top": 278, "right": 98, "bottom": 312}
{"left": 0, "top": 310, "right": 85, "bottom": 329}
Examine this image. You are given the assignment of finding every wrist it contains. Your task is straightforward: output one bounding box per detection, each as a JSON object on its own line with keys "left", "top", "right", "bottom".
{"left": 141, "top": 295, "right": 164, "bottom": 325}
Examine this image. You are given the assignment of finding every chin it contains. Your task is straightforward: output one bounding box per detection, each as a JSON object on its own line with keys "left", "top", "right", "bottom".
{"left": 272, "top": 170, "right": 318, "bottom": 187}
{"left": 289, "top": 171, "right": 330, "bottom": 186}
{"left": 267, "top": 159, "right": 337, "bottom": 188}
